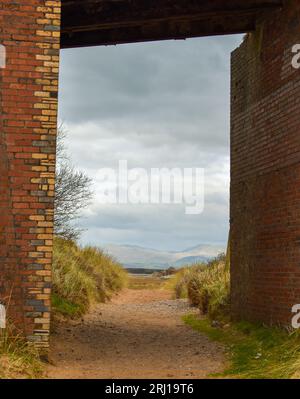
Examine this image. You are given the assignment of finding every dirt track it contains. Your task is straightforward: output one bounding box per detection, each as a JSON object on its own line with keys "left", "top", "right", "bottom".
{"left": 46, "top": 288, "right": 225, "bottom": 379}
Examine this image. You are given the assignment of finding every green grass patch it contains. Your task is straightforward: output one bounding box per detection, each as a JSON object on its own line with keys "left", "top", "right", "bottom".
{"left": 183, "top": 314, "right": 300, "bottom": 379}
{"left": 51, "top": 293, "right": 85, "bottom": 318}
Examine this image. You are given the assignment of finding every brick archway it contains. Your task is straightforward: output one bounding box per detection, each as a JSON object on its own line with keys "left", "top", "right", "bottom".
{"left": 0, "top": 0, "right": 299, "bottom": 350}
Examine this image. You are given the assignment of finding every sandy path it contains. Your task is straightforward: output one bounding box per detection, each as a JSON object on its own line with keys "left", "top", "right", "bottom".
{"left": 46, "top": 289, "right": 225, "bottom": 379}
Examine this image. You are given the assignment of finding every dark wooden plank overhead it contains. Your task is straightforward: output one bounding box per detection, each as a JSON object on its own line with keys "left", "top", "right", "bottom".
{"left": 60, "top": 0, "right": 283, "bottom": 48}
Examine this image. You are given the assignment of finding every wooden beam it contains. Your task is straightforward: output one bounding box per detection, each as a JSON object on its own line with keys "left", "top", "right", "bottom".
{"left": 61, "top": 16, "right": 255, "bottom": 49}
{"left": 60, "top": 0, "right": 283, "bottom": 48}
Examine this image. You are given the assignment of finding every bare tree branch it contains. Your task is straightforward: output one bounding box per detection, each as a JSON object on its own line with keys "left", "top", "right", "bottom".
{"left": 54, "top": 127, "right": 93, "bottom": 240}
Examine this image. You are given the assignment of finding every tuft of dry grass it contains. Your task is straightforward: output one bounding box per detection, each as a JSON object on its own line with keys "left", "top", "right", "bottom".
{"left": 0, "top": 324, "right": 43, "bottom": 379}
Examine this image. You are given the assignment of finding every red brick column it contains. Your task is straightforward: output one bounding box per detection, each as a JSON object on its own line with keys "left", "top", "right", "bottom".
{"left": 0, "top": 1, "right": 60, "bottom": 349}
{"left": 231, "top": 0, "right": 300, "bottom": 325}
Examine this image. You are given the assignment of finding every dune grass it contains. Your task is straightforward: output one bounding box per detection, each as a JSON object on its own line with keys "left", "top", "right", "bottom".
{"left": 166, "top": 254, "right": 229, "bottom": 319}
{"left": 52, "top": 237, "right": 128, "bottom": 318}
{"left": 0, "top": 325, "right": 43, "bottom": 379}
{"left": 164, "top": 265, "right": 197, "bottom": 298}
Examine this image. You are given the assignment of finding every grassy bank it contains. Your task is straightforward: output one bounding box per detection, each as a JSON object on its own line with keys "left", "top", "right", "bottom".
{"left": 170, "top": 254, "right": 300, "bottom": 379}
{"left": 0, "top": 327, "right": 42, "bottom": 379}
{"left": 166, "top": 254, "right": 229, "bottom": 320}
{"left": 183, "top": 315, "right": 300, "bottom": 379}
{"left": 52, "top": 237, "right": 128, "bottom": 318}
{"left": 0, "top": 238, "right": 128, "bottom": 378}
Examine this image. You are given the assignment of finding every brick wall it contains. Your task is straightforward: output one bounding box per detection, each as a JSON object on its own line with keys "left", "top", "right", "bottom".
{"left": 231, "top": 0, "right": 300, "bottom": 325}
{"left": 0, "top": 1, "right": 60, "bottom": 349}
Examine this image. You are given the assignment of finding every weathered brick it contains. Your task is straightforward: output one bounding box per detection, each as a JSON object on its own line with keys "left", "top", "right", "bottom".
{"left": 0, "top": 0, "right": 61, "bottom": 352}
{"left": 231, "top": 0, "right": 300, "bottom": 326}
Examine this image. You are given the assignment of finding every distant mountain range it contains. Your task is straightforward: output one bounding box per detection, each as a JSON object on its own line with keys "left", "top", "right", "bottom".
{"left": 103, "top": 243, "right": 225, "bottom": 270}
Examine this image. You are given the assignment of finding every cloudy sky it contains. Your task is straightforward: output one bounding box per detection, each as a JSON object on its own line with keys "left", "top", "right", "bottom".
{"left": 58, "top": 34, "right": 243, "bottom": 252}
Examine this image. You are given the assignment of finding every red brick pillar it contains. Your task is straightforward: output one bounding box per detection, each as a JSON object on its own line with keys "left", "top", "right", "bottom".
{"left": 0, "top": 1, "right": 60, "bottom": 349}
{"left": 231, "top": 0, "right": 300, "bottom": 325}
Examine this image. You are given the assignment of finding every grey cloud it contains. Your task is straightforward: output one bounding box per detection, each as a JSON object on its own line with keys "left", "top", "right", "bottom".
{"left": 58, "top": 35, "right": 242, "bottom": 250}
{"left": 80, "top": 201, "right": 228, "bottom": 251}
{"left": 59, "top": 37, "right": 239, "bottom": 134}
